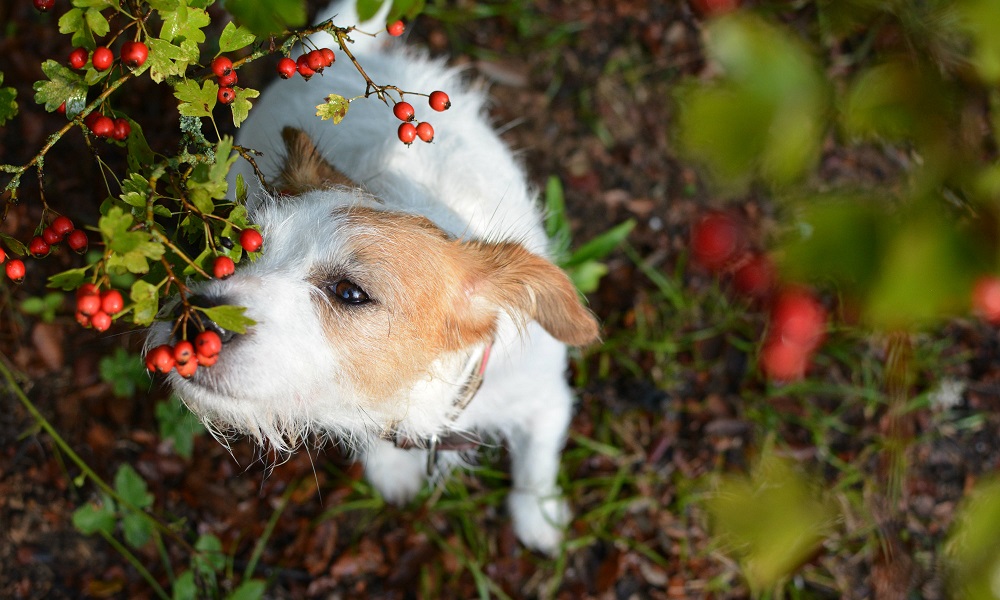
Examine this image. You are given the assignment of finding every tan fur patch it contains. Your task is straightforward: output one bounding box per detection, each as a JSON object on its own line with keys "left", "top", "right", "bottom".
{"left": 277, "top": 127, "right": 356, "bottom": 194}
{"left": 311, "top": 207, "right": 599, "bottom": 404}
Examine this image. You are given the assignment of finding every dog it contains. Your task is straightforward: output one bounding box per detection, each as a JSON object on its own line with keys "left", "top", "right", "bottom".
{"left": 147, "top": 0, "right": 598, "bottom": 554}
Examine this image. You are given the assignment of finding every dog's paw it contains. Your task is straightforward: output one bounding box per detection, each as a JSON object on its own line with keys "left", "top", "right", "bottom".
{"left": 363, "top": 443, "right": 427, "bottom": 505}
{"left": 508, "top": 489, "right": 570, "bottom": 555}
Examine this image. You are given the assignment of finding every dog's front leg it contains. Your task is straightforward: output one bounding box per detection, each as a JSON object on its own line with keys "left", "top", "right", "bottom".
{"left": 504, "top": 385, "right": 574, "bottom": 555}
{"left": 362, "top": 438, "right": 428, "bottom": 504}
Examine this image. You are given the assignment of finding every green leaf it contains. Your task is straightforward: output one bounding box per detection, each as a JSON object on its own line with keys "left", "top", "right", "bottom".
{"left": 194, "top": 534, "right": 226, "bottom": 574}
{"left": 219, "top": 21, "right": 258, "bottom": 52}
{"left": 99, "top": 348, "right": 147, "bottom": 398}
{"left": 99, "top": 207, "right": 165, "bottom": 275}
{"left": 225, "top": 0, "right": 307, "bottom": 36}
{"left": 356, "top": 0, "right": 382, "bottom": 21}
{"left": 114, "top": 464, "right": 154, "bottom": 509}
{"left": 174, "top": 78, "right": 218, "bottom": 118}
{"left": 563, "top": 219, "right": 635, "bottom": 268}
{"left": 568, "top": 261, "right": 609, "bottom": 295}
{"left": 47, "top": 266, "right": 90, "bottom": 291}
{"left": 946, "top": 478, "right": 1000, "bottom": 598}
{"left": 156, "top": 396, "right": 204, "bottom": 459}
{"left": 172, "top": 571, "right": 197, "bottom": 600}
{"left": 315, "top": 94, "right": 349, "bottom": 124}
{"left": 226, "top": 580, "right": 266, "bottom": 600}
{"left": 231, "top": 87, "right": 260, "bottom": 128}
{"left": 147, "top": 37, "right": 200, "bottom": 83}
{"left": 84, "top": 7, "right": 110, "bottom": 38}
{"left": 72, "top": 496, "right": 117, "bottom": 536}
{"left": 0, "top": 73, "right": 18, "bottom": 126}
{"left": 126, "top": 120, "right": 156, "bottom": 171}
{"left": 59, "top": 8, "right": 94, "bottom": 49}
{"left": 122, "top": 511, "right": 154, "bottom": 548}
{"left": 198, "top": 304, "right": 255, "bottom": 334}
{"left": 0, "top": 233, "right": 28, "bottom": 257}
{"left": 121, "top": 172, "right": 149, "bottom": 208}
{"left": 130, "top": 280, "right": 160, "bottom": 326}
{"left": 388, "top": 0, "right": 425, "bottom": 22}
{"left": 956, "top": 0, "right": 1000, "bottom": 84}
{"left": 32, "top": 60, "right": 88, "bottom": 114}
{"left": 160, "top": 6, "right": 210, "bottom": 44}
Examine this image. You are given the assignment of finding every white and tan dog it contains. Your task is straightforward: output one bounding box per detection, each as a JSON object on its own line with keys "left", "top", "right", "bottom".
{"left": 148, "top": 1, "right": 597, "bottom": 553}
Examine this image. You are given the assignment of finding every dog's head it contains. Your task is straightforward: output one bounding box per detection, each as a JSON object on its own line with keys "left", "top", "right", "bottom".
{"left": 148, "top": 129, "right": 598, "bottom": 449}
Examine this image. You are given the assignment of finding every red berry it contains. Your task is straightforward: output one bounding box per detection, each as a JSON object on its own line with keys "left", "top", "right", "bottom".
{"left": 91, "top": 311, "right": 112, "bottom": 332}
{"left": 277, "top": 57, "right": 297, "bottom": 79}
{"left": 760, "top": 338, "right": 810, "bottom": 382}
{"left": 145, "top": 344, "right": 176, "bottom": 374}
{"left": 112, "top": 118, "right": 131, "bottom": 141}
{"left": 213, "top": 255, "right": 235, "bottom": 279}
{"left": 0, "top": 247, "right": 5, "bottom": 264}
{"left": 732, "top": 253, "right": 775, "bottom": 298}
{"left": 77, "top": 293, "right": 101, "bottom": 317}
{"left": 296, "top": 55, "right": 315, "bottom": 79}
{"left": 120, "top": 41, "right": 149, "bottom": 69}
{"left": 769, "top": 288, "right": 826, "bottom": 352}
{"left": 218, "top": 87, "right": 236, "bottom": 105}
{"left": 211, "top": 56, "right": 233, "bottom": 77}
{"left": 6, "top": 259, "right": 25, "bottom": 283}
{"left": 393, "top": 101, "right": 415, "bottom": 122}
{"left": 57, "top": 102, "right": 66, "bottom": 114}
{"left": 195, "top": 330, "right": 222, "bottom": 358}
{"left": 197, "top": 352, "right": 219, "bottom": 367}
{"left": 397, "top": 122, "right": 417, "bottom": 145}
{"left": 75, "top": 311, "right": 91, "bottom": 328}
{"left": 29, "top": 236, "right": 50, "bottom": 258}
{"left": 690, "top": 0, "right": 741, "bottom": 18}
{"left": 306, "top": 49, "right": 326, "bottom": 73}
{"left": 218, "top": 70, "right": 238, "bottom": 87}
{"left": 691, "top": 211, "right": 744, "bottom": 271}
{"left": 320, "top": 47, "right": 335, "bottom": 67}
{"left": 51, "top": 216, "right": 74, "bottom": 237}
{"left": 76, "top": 282, "right": 98, "bottom": 298}
{"left": 415, "top": 121, "right": 434, "bottom": 143}
{"left": 92, "top": 46, "right": 114, "bottom": 71}
{"left": 33, "top": 0, "right": 54, "bottom": 12}
{"left": 66, "top": 229, "right": 88, "bottom": 253}
{"left": 386, "top": 20, "right": 405, "bottom": 37}
{"left": 175, "top": 358, "right": 198, "bottom": 378}
{"left": 100, "top": 289, "right": 124, "bottom": 315}
{"left": 42, "top": 226, "right": 62, "bottom": 245}
{"left": 428, "top": 90, "right": 451, "bottom": 112}
{"left": 69, "top": 47, "right": 88, "bottom": 69}
{"left": 173, "top": 340, "right": 195, "bottom": 365}
{"left": 90, "top": 115, "right": 114, "bottom": 138}
{"left": 973, "top": 275, "right": 1000, "bottom": 324}
{"left": 239, "top": 228, "right": 263, "bottom": 253}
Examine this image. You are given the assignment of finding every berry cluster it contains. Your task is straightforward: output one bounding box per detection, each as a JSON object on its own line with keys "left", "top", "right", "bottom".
{"left": 690, "top": 210, "right": 826, "bottom": 381}
{"left": 210, "top": 56, "right": 240, "bottom": 104}
{"left": 75, "top": 283, "right": 124, "bottom": 332}
{"left": 67, "top": 43, "right": 146, "bottom": 140}
{"left": 146, "top": 330, "right": 223, "bottom": 378}
{"left": 28, "top": 215, "right": 88, "bottom": 259}
{"left": 274, "top": 46, "right": 335, "bottom": 81}
{"left": 393, "top": 91, "right": 450, "bottom": 146}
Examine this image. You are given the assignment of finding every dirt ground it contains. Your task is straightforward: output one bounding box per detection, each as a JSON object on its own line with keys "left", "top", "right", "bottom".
{"left": 3, "top": 1, "right": 999, "bottom": 598}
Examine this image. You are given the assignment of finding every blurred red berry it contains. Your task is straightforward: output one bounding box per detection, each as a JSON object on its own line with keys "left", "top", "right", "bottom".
{"left": 972, "top": 275, "right": 1000, "bottom": 324}
{"left": 76, "top": 292, "right": 101, "bottom": 317}
{"left": 33, "top": 0, "right": 55, "bottom": 12}
{"left": 386, "top": 20, "right": 405, "bottom": 37}
{"left": 691, "top": 211, "right": 744, "bottom": 271}
{"left": 90, "top": 311, "right": 112, "bottom": 332}
{"left": 428, "top": 90, "right": 451, "bottom": 112}
{"left": 239, "top": 228, "right": 263, "bottom": 252}
{"left": 101, "top": 289, "right": 124, "bottom": 314}
{"left": 42, "top": 227, "right": 62, "bottom": 245}
{"left": 770, "top": 288, "right": 826, "bottom": 352}
{"left": 760, "top": 338, "right": 810, "bottom": 382}
{"left": 175, "top": 358, "right": 198, "bottom": 378}
{"left": 145, "top": 344, "right": 176, "bottom": 374}
{"left": 732, "top": 253, "right": 775, "bottom": 298}
{"left": 6, "top": 259, "right": 25, "bottom": 283}
{"left": 112, "top": 118, "right": 131, "bottom": 141}
{"left": 690, "top": 0, "right": 740, "bottom": 17}
{"left": 0, "top": 247, "right": 5, "bottom": 264}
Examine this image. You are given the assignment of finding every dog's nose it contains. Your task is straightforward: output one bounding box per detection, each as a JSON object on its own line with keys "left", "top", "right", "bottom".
{"left": 175, "top": 294, "right": 240, "bottom": 344}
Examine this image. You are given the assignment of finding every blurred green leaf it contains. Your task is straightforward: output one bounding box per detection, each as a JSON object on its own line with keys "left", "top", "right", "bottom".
{"left": 72, "top": 495, "right": 116, "bottom": 536}
{"left": 709, "top": 453, "right": 835, "bottom": 590}
{"left": 130, "top": 280, "right": 160, "bottom": 326}
{"left": 946, "top": 478, "right": 1000, "bottom": 598}
{"left": 564, "top": 219, "right": 635, "bottom": 269}
{"left": 99, "top": 348, "right": 148, "bottom": 398}
{"left": 0, "top": 73, "right": 18, "bottom": 126}
{"left": 231, "top": 87, "right": 260, "bottom": 128}
{"left": 156, "top": 396, "right": 204, "bottom": 459}
{"left": 226, "top": 0, "right": 306, "bottom": 36}
{"left": 956, "top": 0, "right": 1000, "bottom": 84}
{"left": 226, "top": 580, "right": 266, "bottom": 600}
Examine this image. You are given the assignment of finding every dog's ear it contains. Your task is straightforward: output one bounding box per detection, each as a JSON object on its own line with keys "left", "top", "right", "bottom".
{"left": 465, "top": 242, "right": 600, "bottom": 347}
{"left": 277, "top": 127, "right": 357, "bottom": 193}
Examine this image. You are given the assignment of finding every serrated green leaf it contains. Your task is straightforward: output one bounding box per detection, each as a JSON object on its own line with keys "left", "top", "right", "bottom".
{"left": 84, "top": 7, "right": 110, "bottom": 38}
{"left": 59, "top": 8, "right": 95, "bottom": 49}
{"left": 174, "top": 78, "right": 218, "bottom": 118}
{"left": 198, "top": 304, "right": 255, "bottom": 333}
{"left": 0, "top": 73, "right": 19, "bottom": 126}
{"left": 231, "top": 87, "right": 259, "bottom": 128}
{"left": 219, "top": 21, "right": 258, "bottom": 52}
{"left": 225, "top": 0, "right": 306, "bottom": 36}
{"left": 72, "top": 496, "right": 117, "bottom": 536}
{"left": 114, "top": 464, "right": 153, "bottom": 508}
{"left": 130, "top": 280, "right": 160, "bottom": 326}
{"left": 146, "top": 0, "right": 181, "bottom": 10}
{"left": 315, "top": 94, "right": 349, "bottom": 124}
{"left": 99, "top": 207, "right": 165, "bottom": 275}
{"left": 32, "top": 60, "right": 88, "bottom": 114}
{"left": 73, "top": 0, "right": 116, "bottom": 8}
{"left": 121, "top": 172, "right": 149, "bottom": 208}
{"left": 226, "top": 580, "right": 266, "bottom": 600}
{"left": 47, "top": 266, "right": 90, "bottom": 291}
{"left": 160, "top": 6, "right": 210, "bottom": 44}
{"left": 147, "top": 37, "right": 199, "bottom": 83}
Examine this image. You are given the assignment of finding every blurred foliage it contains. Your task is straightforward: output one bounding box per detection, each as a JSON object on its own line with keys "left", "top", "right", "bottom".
{"left": 946, "top": 478, "right": 1000, "bottom": 598}
{"left": 675, "top": 0, "right": 1000, "bottom": 330}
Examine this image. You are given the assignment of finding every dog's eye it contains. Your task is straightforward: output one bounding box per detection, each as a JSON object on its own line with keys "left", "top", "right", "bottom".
{"left": 329, "top": 280, "right": 371, "bottom": 305}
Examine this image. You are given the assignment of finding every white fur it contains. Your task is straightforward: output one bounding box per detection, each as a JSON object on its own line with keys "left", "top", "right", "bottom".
{"left": 147, "top": 1, "right": 590, "bottom": 554}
